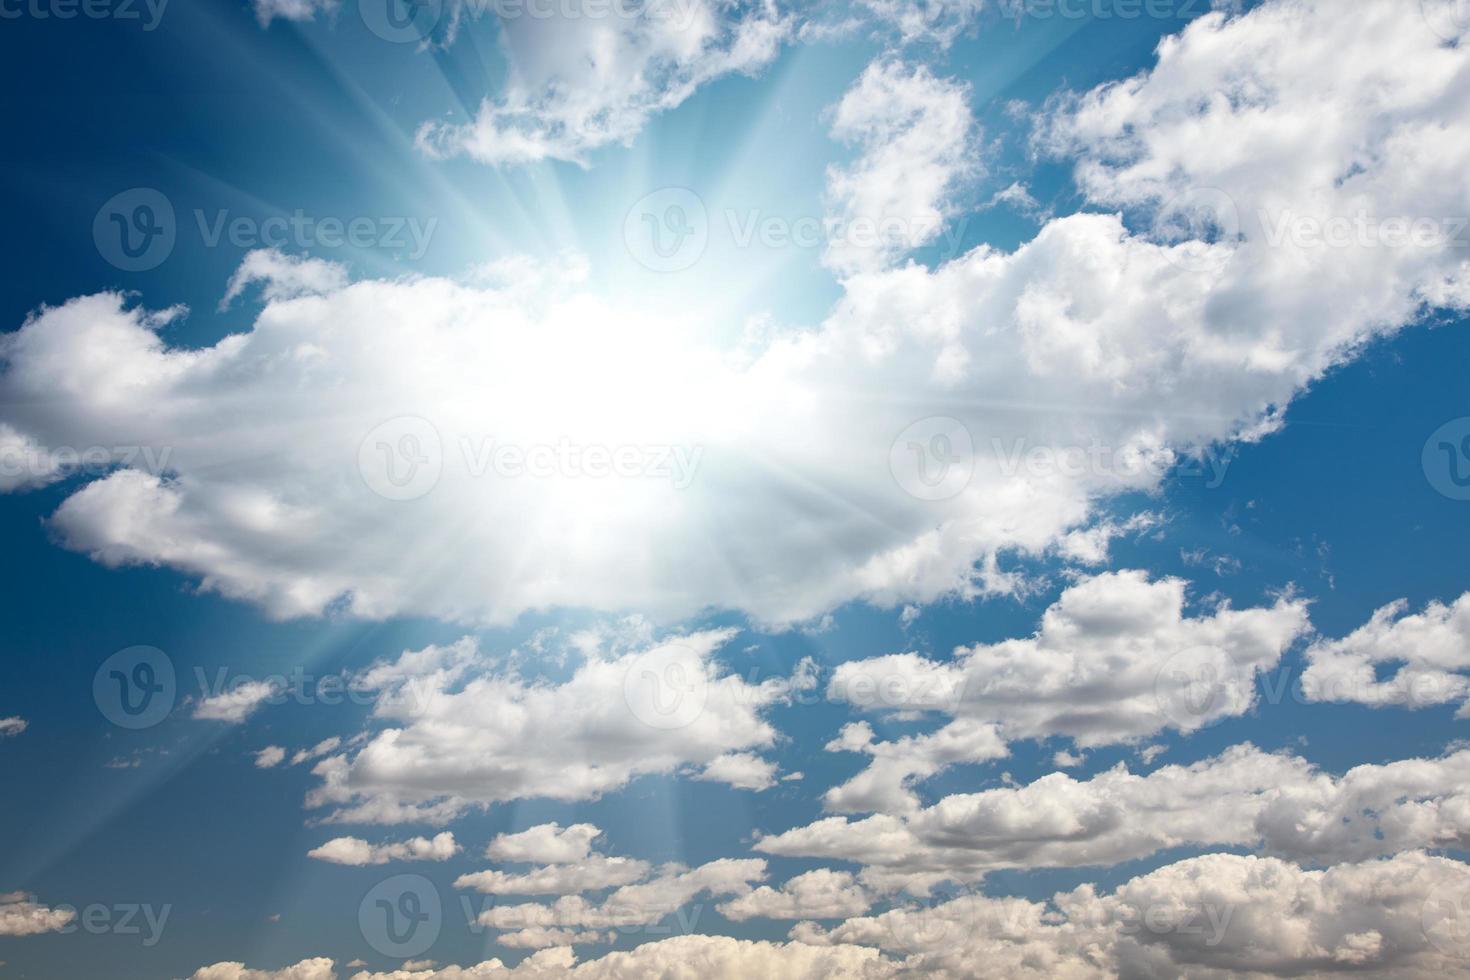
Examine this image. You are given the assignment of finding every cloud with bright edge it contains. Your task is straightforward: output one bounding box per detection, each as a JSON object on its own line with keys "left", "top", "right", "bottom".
{"left": 306, "top": 831, "right": 459, "bottom": 866}
{"left": 4, "top": 0, "right": 1470, "bottom": 630}
{"left": 303, "top": 627, "right": 805, "bottom": 824}
{"left": 181, "top": 850, "right": 1470, "bottom": 978}
{"left": 820, "top": 569, "right": 1309, "bottom": 814}
{"left": 757, "top": 743, "right": 1470, "bottom": 895}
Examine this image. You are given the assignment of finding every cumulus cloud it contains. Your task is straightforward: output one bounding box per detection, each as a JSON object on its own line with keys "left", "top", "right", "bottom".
{"left": 799, "top": 850, "right": 1470, "bottom": 980}
{"left": 417, "top": 1, "right": 789, "bottom": 166}
{"left": 718, "top": 869, "right": 873, "bottom": 921}
{"left": 185, "top": 959, "right": 336, "bottom": 980}
{"left": 193, "top": 679, "right": 280, "bottom": 723}
{"left": 473, "top": 858, "right": 769, "bottom": 941}
{"left": 253, "top": 745, "right": 286, "bottom": 768}
{"left": 3, "top": 0, "right": 1468, "bottom": 630}
{"left": 306, "top": 831, "right": 459, "bottom": 866}
{"left": 1303, "top": 592, "right": 1470, "bottom": 712}
{"left": 0, "top": 717, "right": 26, "bottom": 737}
{"left": 250, "top": 0, "right": 335, "bottom": 27}
{"left": 457, "top": 823, "right": 650, "bottom": 896}
{"left": 822, "top": 570, "right": 1309, "bottom": 814}
{"left": 180, "top": 850, "right": 1470, "bottom": 978}
{"left": 304, "top": 628, "right": 798, "bottom": 823}
{"left": 486, "top": 823, "right": 603, "bottom": 865}
{"left": 824, "top": 60, "right": 976, "bottom": 275}
{"left": 759, "top": 744, "right": 1470, "bottom": 893}
{"left": 694, "top": 751, "right": 780, "bottom": 791}
{"left": 0, "top": 893, "right": 74, "bottom": 937}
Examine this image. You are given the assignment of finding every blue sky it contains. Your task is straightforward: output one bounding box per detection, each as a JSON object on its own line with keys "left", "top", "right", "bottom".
{"left": 4, "top": 1, "right": 1470, "bottom": 978}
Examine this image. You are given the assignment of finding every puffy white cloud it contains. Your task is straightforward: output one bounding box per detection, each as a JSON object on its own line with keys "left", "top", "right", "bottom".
{"left": 796, "top": 851, "right": 1470, "bottom": 980}
{"left": 456, "top": 854, "right": 652, "bottom": 897}
{"left": 418, "top": 1, "right": 789, "bottom": 166}
{"left": 0, "top": 717, "right": 26, "bottom": 737}
{"left": 306, "top": 831, "right": 459, "bottom": 866}
{"left": 718, "top": 868, "right": 873, "bottom": 921}
{"left": 5, "top": 0, "right": 1470, "bottom": 630}
{"left": 694, "top": 751, "right": 780, "bottom": 791}
{"left": 193, "top": 679, "right": 279, "bottom": 723}
{"left": 474, "top": 858, "right": 768, "bottom": 933}
{"left": 254, "top": 745, "right": 286, "bottom": 768}
{"left": 192, "top": 940, "right": 895, "bottom": 979}
{"left": 0, "top": 893, "right": 74, "bottom": 936}
{"left": 824, "top": 60, "right": 977, "bottom": 275}
{"left": 486, "top": 822, "right": 603, "bottom": 865}
{"left": 0, "top": 423, "right": 65, "bottom": 491}
{"left": 304, "top": 628, "right": 795, "bottom": 823}
{"left": 189, "top": 851, "right": 1470, "bottom": 977}
{"left": 185, "top": 959, "right": 337, "bottom": 980}
{"left": 821, "top": 571, "right": 1308, "bottom": 814}
{"left": 249, "top": 0, "right": 334, "bottom": 27}
{"left": 1302, "top": 592, "right": 1470, "bottom": 711}
{"left": 458, "top": 825, "right": 650, "bottom": 895}
{"left": 759, "top": 744, "right": 1470, "bottom": 892}
{"left": 822, "top": 718, "right": 1008, "bottom": 816}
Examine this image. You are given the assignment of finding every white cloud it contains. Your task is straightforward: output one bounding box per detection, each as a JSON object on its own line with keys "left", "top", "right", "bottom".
{"left": 458, "top": 825, "right": 650, "bottom": 895}
{"left": 1303, "top": 592, "right": 1470, "bottom": 711}
{"left": 254, "top": 745, "right": 286, "bottom": 768}
{"left": 0, "top": 717, "right": 26, "bottom": 737}
{"left": 486, "top": 822, "right": 604, "bottom": 865}
{"left": 798, "top": 850, "right": 1470, "bottom": 980}
{"left": 185, "top": 959, "right": 336, "bottom": 980}
{"left": 759, "top": 744, "right": 1470, "bottom": 893}
{"left": 473, "top": 858, "right": 768, "bottom": 932}
{"left": 0, "top": 893, "right": 74, "bottom": 937}
{"left": 306, "top": 831, "right": 459, "bottom": 866}
{"left": 5, "top": 0, "right": 1469, "bottom": 631}
{"left": 718, "top": 869, "right": 873, "bottom": 921}
{"left": 291, "top": 738, "right": 342, "bottom": 766}
{"left": 694, "top": 751, "right": 780, "bottom": 791}
{"left": 249, "top": 0, "right": 335, "bottom": 27}
{"left": 821, "top": 571, "right": 1309, "bottom": 814}
{"left": 181, "top": 850, "right": 1470, "bottom": 977}
{"left": 417, "top": 1, "right": 789, "bottom": 166}
{"left": 304, "top": 628, "right": 796, "bottom": 823}
{"left": 824, "top": 60, "right": 977, "bottom": 275}
{"left": 193, "top": 680, "right": 279, "bottom": 723}
{"left": 456, "top": 854, "right": 652, "bottom": 897}
{"left": 856, "top": 0, "right": 984, "bottom": 46}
